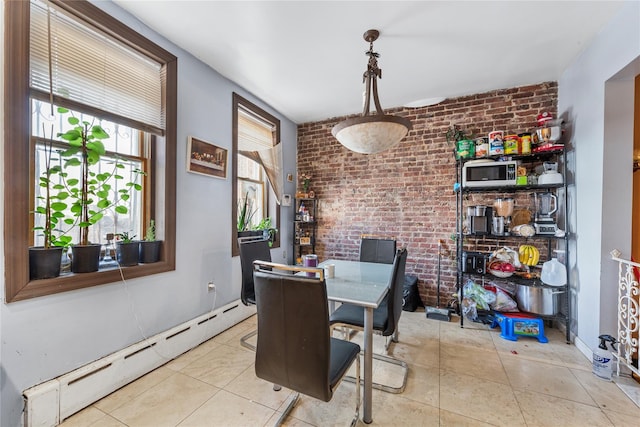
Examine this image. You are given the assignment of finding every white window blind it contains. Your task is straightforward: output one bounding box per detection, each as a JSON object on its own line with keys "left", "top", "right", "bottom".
{"left": 29, "top": 0, "right": 164, "bottom": 131}
{"left": 238, "top": 108, "right": 275, "bottom": 151}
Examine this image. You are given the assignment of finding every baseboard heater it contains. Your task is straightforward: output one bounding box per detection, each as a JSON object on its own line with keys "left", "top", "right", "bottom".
{"left": 23, "top": 299, "right": 255, "bottom": 427}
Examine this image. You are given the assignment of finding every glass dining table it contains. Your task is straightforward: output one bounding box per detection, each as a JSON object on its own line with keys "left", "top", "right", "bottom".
{"left": 318, "top": 259, "right": 393, "bottom": 424}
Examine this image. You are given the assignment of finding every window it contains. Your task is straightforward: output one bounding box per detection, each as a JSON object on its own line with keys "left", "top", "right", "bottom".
{"left": 4, "top": 0, "right": 177, "bottom": 302}
{"left": 232, "top": 93, "right": 281, "bottom": 256}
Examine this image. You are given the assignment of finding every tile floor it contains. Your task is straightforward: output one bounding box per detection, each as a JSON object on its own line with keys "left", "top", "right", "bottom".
{"left": 60, "top": 311, "right": 640, "bottom": 426}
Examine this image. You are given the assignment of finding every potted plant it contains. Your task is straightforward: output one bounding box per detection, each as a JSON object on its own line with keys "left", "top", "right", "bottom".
{"left": 29, "top": 125, "right": 73, "bottom": 280}
{"left": 237, "top": 192, "right": 262, "bottom": 238}
{"left": 55, "top": 107, "right": 145, "bottom": 273}
{"left": 139, "top": 219, "right": 162, "bottom": 263}
{"left": 252, "top": 217, "right": 277, "bottom": 246}
{"left": 115, "top": 231, "right": 139, "bottom": 267}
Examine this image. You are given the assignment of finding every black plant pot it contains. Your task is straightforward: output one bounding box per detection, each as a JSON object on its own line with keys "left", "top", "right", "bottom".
{"left": 139, "top": 240, "right": 161, "bottom": 263}
{"left": 29, "top": 246, "right": 64, "bottom": 280}
{"left": 237, "top": 230, "right": 264, "bottom": 239}
{"left": 71, "top": 244, "right": 102, "bottom": 273}
{"left": 116, "top": 242, "right": 140, "bottom": 267}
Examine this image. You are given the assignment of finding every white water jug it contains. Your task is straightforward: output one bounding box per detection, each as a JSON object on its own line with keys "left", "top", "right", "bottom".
{"left": 541, "top": 258, "right": 566, "bottom": 287}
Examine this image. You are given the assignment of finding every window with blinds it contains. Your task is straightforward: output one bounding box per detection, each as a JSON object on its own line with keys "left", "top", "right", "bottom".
{"left": 3, "top": 0, "right": 177, "bottom": 302}
{"left": 29, "top": 0, "right": 164, "bottom": 133}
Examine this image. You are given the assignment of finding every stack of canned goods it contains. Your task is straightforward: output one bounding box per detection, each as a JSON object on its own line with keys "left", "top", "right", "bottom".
{"left": 468, "top": 131, "right": 532, "bottom": 159}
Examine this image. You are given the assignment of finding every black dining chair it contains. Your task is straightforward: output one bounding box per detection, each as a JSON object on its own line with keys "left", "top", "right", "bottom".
{"left": 329, "top": 248, "right": 409, "bottom": 393}
{"left": 252, "top": 261, "right": 361, "bottom": 427}
{"left": 359, "top": 234, "right": 396, "bottom": 264}
{"left": 238, "top": 236, "right": 272, "bottom": 351}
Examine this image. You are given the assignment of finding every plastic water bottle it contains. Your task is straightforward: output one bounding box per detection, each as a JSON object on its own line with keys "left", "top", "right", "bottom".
{"left": 592, "top": 334, "right": 616, "bottom": 380}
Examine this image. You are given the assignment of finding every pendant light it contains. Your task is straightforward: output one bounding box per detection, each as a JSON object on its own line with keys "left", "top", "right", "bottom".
{"left": 332, "top": 29, "right": 412, "bottom": 154}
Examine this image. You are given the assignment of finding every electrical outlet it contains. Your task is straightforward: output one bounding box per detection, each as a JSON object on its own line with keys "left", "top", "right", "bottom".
{"left": 282, "top": 250, "right": 287, "bottom": 259}
{"left": 207, "top": 282, "right": 216, "bottom": 292}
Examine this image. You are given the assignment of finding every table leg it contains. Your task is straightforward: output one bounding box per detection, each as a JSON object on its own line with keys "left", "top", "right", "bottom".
{"left": 363, "top": 306, "right": 373, "bottom": 423}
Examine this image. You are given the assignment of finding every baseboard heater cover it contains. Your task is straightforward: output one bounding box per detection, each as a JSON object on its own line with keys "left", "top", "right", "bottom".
{"left": 23, "top": 299, "right": 255, "bottom": 427}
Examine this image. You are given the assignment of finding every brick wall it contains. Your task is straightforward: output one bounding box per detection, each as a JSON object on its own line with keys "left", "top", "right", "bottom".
{"left": 297, "top": 82, "right": 557, "bottom": 307}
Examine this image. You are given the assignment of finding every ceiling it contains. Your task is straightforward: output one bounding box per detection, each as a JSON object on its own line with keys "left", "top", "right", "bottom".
{"left": 113, "top": 1, "right": 624, "bottom": 124}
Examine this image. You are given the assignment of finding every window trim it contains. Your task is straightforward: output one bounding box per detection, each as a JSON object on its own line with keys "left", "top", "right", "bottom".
{"left": 3, "top": 0, "right": 177, "bottom": 303}
{"left": 231, "top": 93, "right": 281, "bottom": 257}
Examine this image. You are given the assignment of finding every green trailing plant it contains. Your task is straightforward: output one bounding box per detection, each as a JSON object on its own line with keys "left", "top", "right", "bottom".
{"left": 55, "top": 107, "right": 145, "bottom": 246}
{"left": 445, "top": 124, "right": 472, "bottom": 144}
{"left": 115, "top": 231, "right": 136, "bottom": 243}
{"left": 252, "top": 217, "right": 277, "bottom": 247}
{"left": 144, "top": 219, "right": 156, "bottom": 241}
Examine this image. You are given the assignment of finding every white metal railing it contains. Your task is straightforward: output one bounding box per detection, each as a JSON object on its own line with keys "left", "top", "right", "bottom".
{"left": 610, "top": 249, "right": 640, "bottom": 377}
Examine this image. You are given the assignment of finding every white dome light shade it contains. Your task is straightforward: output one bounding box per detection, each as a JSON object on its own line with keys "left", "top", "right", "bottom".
{"left": 332, "top": 114, "right": 412, "bottom": 154}
{"left": 332, "top": 29, "right": 412, "bottom": 155}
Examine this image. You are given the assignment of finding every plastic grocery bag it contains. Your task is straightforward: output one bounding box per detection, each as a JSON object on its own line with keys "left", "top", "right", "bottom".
{"left": 492, "top": 286, "right": 519, "bottom": 312}
{"left": 462, "top": 280, "right": 496, "bottom": 311}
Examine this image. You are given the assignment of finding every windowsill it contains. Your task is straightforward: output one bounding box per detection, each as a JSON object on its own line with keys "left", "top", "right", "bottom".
{"left": 15, "top": 261, "right": 173, "bottom": 302}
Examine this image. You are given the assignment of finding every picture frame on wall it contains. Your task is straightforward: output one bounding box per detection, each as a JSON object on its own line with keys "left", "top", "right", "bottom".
{"left": 187, "top": 136, "right": 228, "bottom": 179}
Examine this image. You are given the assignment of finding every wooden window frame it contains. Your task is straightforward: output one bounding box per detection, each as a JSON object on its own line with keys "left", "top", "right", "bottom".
{"left": 231, "top": 93, "right": 281, "bottom": 256}
{"left": 3, "top": 0, "right": 177, "bottom": 302}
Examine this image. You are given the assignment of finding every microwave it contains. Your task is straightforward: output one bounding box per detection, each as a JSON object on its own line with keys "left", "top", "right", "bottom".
{"left": 462, "top": 160, "right": 518, "bottom": 188}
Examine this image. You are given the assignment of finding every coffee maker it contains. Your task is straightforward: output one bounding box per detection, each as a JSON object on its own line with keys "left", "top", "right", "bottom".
{"left": 466, "top": 205, "right": 492, "bottom": 235}
{"left": 534, "top": 192, "right": 558, "bottom": 235}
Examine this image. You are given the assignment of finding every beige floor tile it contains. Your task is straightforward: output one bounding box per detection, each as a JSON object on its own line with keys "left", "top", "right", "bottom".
{"left": 178, "top": 389, "right": 275, "bottom": 427}
{"left": 60, "top": 310, "right": 640, "bottom": 427}
{"left": 438, "top": 321, "right": 496, "bottom": 351}
{"left": 368, "top": 392, "right": 440, "bottom": 426}
{"left": 550, "top": 340, "right": 592, "bottom": 371}
{"left": 284, "top": 379, "right": 361, "bottom": 426}
{"left": 210, "top": 318, "right": 256, "bottom": 348}
{"left": 397, "top": 364, "right": 440, "bottom": 407}
{"left": 109, "top": 372, "right": 219, "bottom": 427}
{"left": 59, "top": 406, "right": 112, "bottom": 427}
{"left": 515, "top": 389, "right": 613, "bottom": 427}
{"left": 440, "top": 342, "right": 509, "bottom": 384}
{"left": 94, "top": 366, "right": 176, "bottom": 413}
{"left": 265, "top": 411, "right": 314, "bottom": 427}
{"left": 83, "top": 415, "right": 128, "bottom": 427}
{"left": 439, "top": 370, "right": 526, "bottom": 426}
{"left": 179, "top": 343, "right": 255, "bottom": 388}
{"left": 439, "top": 408, "right": 497, "bottom": 427}
{"left": 225, "top": 364, "right": 294, "bottom": 410}
{"left": 165, "top": 337, "right": 222, "bottom": 372}
{"left": 501, "top": 356, "right": 595, "bottom": 405}
{"left": 572, "top": 369, "right": 640, "bottom": 416}
{"left": 400, "top": 311, "right": 441, "bottom": 339}
{"left": 388, "top": 335, "right": 440, "bottom": 369}
{"left": 603, "top": 408, "right": 640, "bottom": 426}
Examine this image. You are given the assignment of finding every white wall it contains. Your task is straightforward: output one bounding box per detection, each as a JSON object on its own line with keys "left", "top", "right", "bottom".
{"left": 0, "top": 2, "right": 297, "bottom": 425}
{"left": 558, "top": 0, "right": 640, "bottom": 355}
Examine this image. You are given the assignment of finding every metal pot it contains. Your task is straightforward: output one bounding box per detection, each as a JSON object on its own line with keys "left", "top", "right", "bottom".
{"left": 516, "top": 285, "right": 562, "bottom": 315}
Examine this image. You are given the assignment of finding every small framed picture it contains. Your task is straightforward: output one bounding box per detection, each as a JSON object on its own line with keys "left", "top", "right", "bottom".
{"left": 300, "top": 237, "right": 311, "bottom": 245}
{"left": 187, "top": 136, "right": 227, "bottom": 179}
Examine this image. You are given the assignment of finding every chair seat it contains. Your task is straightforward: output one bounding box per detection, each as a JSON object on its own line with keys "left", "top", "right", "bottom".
{"left": 329, "top": 299, "right": 390, "bottom": 334}
{"left": 329, "top": 338, "right": 361, "bottom": 390}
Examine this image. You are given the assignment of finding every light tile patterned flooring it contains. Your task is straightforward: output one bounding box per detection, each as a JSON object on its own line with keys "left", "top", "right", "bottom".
{"left": 60, "top": 311, "right": 640, "bottom": 426}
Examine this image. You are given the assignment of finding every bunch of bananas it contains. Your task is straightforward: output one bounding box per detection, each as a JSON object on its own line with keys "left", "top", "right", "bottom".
{"left": 518, "top": 245, "right": 540, "bottom": 266}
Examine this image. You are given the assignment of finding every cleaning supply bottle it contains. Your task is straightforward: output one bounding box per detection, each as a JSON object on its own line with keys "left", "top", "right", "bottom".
{"left": 592, "top": 334, "right": 617, "bottom": 380}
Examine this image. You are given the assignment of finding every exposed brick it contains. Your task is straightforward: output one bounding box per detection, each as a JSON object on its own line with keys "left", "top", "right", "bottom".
{"left": 297, "top": 82, "right": 557, "bottom": 307}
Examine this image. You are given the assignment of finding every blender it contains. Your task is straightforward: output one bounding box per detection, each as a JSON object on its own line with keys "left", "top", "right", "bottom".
{"left": 534, "top": 192, "right": 558, "bottom": 234}
{"left": 492, "top": 197, "right": 514, "bottom": 235}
